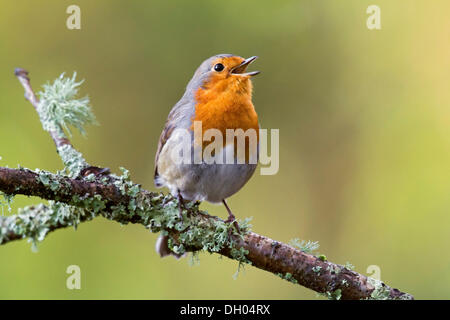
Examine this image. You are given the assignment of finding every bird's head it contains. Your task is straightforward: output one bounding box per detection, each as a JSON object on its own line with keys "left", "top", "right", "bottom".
{"left": 187, "top": 54, "right": 259, "bottom": 100}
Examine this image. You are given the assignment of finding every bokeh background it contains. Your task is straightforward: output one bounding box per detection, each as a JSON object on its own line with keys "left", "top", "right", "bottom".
{"left": 1, "top": 0, "right": 449, "bottom": 299}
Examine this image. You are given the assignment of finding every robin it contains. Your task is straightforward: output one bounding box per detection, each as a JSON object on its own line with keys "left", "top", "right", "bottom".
{"left": 154, "top": 54, "right": 260, "bottom": 257}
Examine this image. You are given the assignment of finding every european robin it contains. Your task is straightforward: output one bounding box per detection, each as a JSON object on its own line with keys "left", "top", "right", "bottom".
{"left": 154, "top": 54, "right": 260, "bottom": 257}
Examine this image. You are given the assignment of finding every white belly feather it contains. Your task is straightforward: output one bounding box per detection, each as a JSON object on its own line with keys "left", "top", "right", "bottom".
{"left": 156, "top": 135, "right": 257, "bottom": 203}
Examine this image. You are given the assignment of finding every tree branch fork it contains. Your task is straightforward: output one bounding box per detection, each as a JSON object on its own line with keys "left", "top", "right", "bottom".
{"left": 0, "top": 68, "right": 413, "bottom": 300}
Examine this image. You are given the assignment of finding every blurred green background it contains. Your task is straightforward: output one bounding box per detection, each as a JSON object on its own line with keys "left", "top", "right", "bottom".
{"left": 1, "top": 0, "right": 449, "bottom": 299}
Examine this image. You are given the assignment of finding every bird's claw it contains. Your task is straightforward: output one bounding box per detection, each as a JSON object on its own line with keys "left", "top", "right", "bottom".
{"left": 225, "top": 216, "right": 241, "bottom": 234}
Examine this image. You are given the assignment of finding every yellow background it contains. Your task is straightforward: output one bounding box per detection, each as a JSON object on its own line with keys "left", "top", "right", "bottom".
{"left": 0, "top": 1, "right": 449, "bottom": 299}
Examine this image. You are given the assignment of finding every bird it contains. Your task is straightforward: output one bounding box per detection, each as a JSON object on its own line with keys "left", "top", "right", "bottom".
{"left": 154, "top": 54, "right": 260, "bottom": 258}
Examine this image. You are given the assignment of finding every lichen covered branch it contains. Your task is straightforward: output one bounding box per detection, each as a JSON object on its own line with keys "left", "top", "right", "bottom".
{"left": 0, "top": 68, "right": 414, "bottom": 300}
{"left": 0, "top": 166, "right": 412, "bottom": 300}
{"left": 14, "top": 68, "right": 92, "bottom": 177}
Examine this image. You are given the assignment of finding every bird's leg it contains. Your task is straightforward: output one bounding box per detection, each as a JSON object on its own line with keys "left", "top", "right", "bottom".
{"left": 222, "top": 199, "right": 236, "bottom": 222}
{"left": 177, "top": 190, "right": 186, "bottom": 219}
{"left": 222, "top": 199, "right": 240, "bottom": 232}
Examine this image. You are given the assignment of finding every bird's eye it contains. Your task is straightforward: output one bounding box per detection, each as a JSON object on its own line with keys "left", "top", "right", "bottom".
{"left": 214, "top": 63, "right": 225, "bottom": 72}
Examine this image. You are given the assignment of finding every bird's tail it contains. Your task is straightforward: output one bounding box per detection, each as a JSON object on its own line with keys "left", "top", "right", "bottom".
{"left": 155, "top": 234, "right": 186, "bottom": 259}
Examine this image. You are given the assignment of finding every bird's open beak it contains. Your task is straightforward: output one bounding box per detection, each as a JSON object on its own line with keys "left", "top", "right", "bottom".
{"left": 230, "top": 56, "right": 260, "bottom": 77}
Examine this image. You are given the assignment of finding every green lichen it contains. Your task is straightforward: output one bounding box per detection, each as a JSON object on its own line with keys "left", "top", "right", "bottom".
{"left": 317, "top": 254, "right": 327, "bottom": 261}
{"left": 277, "top": 272, "right": 299, "bottom": 285}
{"left": 38, "top": 72, "right": 97, "bottom": 137}
{"left": 289, "top": 238, "right": 320, "bottom": 254}
{"left": 324, "top": 288, "right": 342, "bottom": 300}
{"left": 0, "top": 191, "right": 14, "bottom": 213}
{"left": 188, "top": 251, "right": 201, "bottom": 266}
{"left": 0, "top": 202, "right": 89, "bottom": 247}
{"left": 326, "top": 264, "right": 341, "bottom": 275}
{"left": 80, "top": 194, "right": 107, "bottom": 214}
{"left": 344, "top": 261, "right": 355, "bottom": 271}
{"left": 366, "top": 277, "right": 392, "bottom": 300}
{"left": 58, "top": 144, "right": 88, "bottom": 178}
{"left": 316, "top": 286, "right": 343, "bottom": 300}
{"left": 361, "top": 277, "right": 413, "bottom": 300}
{"left": 37, "top": 170, "right": 61, "bottom": 191}
{"left": 230, "top": 247, "right": 251, "bottom": 265}
{"left": 312, "top": 266, "right": 322, "bottom": 275}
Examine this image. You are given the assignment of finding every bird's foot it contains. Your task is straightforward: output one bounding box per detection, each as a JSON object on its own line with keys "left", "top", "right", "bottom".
{"left": 225, "top": 214, "right": 241, "bottom": 234}
{"left": 177, "top": 191, "right": 187, "bottom": 220}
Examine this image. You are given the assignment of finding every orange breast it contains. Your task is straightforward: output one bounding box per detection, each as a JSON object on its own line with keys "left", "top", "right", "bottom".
{"left": 193, "top": 77, "right": 259, "bottom": 136}
{"left": 191, "top": 76, "right": 259, "bottom": 163}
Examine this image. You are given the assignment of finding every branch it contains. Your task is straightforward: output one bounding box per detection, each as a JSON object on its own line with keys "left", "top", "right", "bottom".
{"left": 0, "top": 166, "right": 412, "bottom": 300}
{"left": 0, "top": 68, "right": 414, "bottom": 300}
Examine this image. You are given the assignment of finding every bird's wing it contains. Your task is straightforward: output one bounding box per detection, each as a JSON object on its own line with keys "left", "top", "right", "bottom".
{"left": 154, "top": 119, "right": 175, "bottom": 185}
{"left": 154, "top": 97, "right": 195, "bottom": 186}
